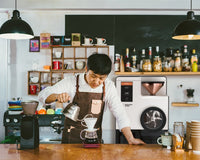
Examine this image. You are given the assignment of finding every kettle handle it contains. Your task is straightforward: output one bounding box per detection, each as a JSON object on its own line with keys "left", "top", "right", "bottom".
{"left": 80, "top": 129, "right": 86, "bottom": 140}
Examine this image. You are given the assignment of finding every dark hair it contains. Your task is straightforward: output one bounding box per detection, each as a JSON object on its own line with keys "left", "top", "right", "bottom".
{"left": 87, "top": 53, "right": 112, "bottom": 75}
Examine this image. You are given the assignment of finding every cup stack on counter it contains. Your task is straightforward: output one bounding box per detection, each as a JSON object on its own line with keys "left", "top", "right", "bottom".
{"left": 189, "top": 120, "right": 200, "bottom": 153}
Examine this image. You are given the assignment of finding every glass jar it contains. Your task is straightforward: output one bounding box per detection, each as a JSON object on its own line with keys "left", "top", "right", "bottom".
{"left": 174, "top": 51, "right": 182, "bottom": 72}
{"left": 153, "top": 57, "right": 162, "bottom": 72}
{"left": 142, "top": 59, "right": 152, "bottom": 72}
{"left": 163, "top": 57, "right": 173, "bottom": 72}
{"left": 173, "top": 122, "right": 184, "bottom": 137}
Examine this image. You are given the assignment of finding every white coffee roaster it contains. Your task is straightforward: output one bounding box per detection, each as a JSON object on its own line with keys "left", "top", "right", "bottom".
{"left": 115, "top": 76, "right": 169, "bottom": 144}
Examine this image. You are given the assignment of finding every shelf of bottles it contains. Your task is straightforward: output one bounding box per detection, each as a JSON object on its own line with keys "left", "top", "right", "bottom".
{"left": 114, "top": 45, "right": 200, "bottom": 76}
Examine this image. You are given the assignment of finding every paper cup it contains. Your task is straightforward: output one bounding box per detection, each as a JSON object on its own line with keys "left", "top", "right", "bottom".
{"left": 191, "top": 137, "right": 200, "bottom": 151}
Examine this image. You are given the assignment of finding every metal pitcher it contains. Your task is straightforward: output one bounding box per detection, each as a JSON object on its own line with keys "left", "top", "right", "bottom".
{"left": 63, "top": 103, "right": 80, "bottom": 121}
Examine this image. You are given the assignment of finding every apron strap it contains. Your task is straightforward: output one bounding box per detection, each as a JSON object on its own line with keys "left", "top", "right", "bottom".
{"left": 102, "top": 82, "right": 105, "bottom": 101}
{"left": 76, "top": 75, "right": 80, "bottom": 98}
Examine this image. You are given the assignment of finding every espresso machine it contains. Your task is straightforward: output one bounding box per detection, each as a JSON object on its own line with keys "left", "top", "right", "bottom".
{"left": 116, "top": 76, "right": 169, "bottom": 144}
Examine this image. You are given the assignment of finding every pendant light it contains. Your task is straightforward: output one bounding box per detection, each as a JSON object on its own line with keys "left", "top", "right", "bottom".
{"left": 172, "top": 0, "right": 200, "bottom": 40}
{"left": 0, "top": 0, "right": 34, "bottom": 40}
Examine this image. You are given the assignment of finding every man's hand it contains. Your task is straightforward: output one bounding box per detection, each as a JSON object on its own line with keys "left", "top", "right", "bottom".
{"left": 56, "top": 93, "right": 71, "bottom": 103}
{"left": 121, "top": 127, "right": 145, "bottom": 145}
{"left": 45, "top": 93, "right": 71, "bottom": 104}
{"left": 128, "top": 138, "right": 145, "bottom": 145}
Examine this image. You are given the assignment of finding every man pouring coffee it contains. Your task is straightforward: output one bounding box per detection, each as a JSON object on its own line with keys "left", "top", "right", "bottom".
{"left": 38, "top": 53, "right": 144, "bottom": 145}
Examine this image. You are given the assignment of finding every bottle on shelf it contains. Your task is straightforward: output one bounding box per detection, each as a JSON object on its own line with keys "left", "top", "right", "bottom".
{"left": 154, "top": 46, "right": 160, "bottom": 58}
{"left": 114, "top": 53, "right": 120, "bottom": 72}
{"left": 182, "top": 45, "right": 190, "bottom": 71}
{"left": 148, "top": 46, "right": 152, "bottom": 63}
{"left": 139, "top": 49, "right": 146, "bottom": 71}
{"left": 192, "top": 61, "right": 198, "bottom": 72}
{"left": 125, "top": 48, "right": 131, "bottom": 72}
{"left": 163, "top": 48, "right": 174, "bottom": 72}
{"left": 174, "top": 49, "right": 182, "bottom": 72}
{"left": 190, "top": 49, "right": 198, "bottom": 65}
{"left": 131, "top": 48, "right": 137, "bottom": 71}
{"left": 153, "top": 46, "right": 162, "bottom": 72}
{"left": 120, "top": 55, "right": 125, "bottom": 72}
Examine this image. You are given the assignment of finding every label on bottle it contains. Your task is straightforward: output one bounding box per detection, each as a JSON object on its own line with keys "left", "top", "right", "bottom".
{"left": 114, "top": 61, "right": 120, "bottom": 72}
{"left": 191, "top": 56, "right": 198, "bottom": 64}
{"left": 175, "top": 57, "right": 181, "bottom": 67}
{"left": 126, "top": 62, "right": 131, "bottom": 68}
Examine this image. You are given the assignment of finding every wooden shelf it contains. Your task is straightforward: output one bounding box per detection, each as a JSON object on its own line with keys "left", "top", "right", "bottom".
{"left": 171, "top": 102, "right": 199, "bottom": 107}
{"left": 115, "top": 72, "right": 200, "bottom": 76}
{"left": 50, "top": 45, "right": 109, "bottom": 48}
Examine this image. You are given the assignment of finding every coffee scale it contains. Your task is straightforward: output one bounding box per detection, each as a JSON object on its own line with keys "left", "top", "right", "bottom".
{"left": 116, "top": 76, "right": 169, "bottom": 144}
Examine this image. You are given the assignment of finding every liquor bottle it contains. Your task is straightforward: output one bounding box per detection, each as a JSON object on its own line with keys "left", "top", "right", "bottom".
{"left": 154, "top": 46, "right": 160, "bottom": 58}
{"left": 120, "top": 55, "right": 125, "bottom": 72}
{"left": 131, "top": 48, "right": 137, "bottom": 69}
{"left": 190, "top": 49, "right": 198, "bottom": 64}
{"left": 139, "top": 49, "right": 146, "bottom": 71}
{"left": 182, "top": 45, "right": 190, "bottom": 71}
{"left": 125, "top": 48, "right": 131, "bottom": 72}
{"left": 114, "top": 53, "right": 120, "bottom": 72}
{"left": 163, "top": 48, "right": 174, "bottom": 72}
{"left": 148, "top": 46, "right": 152, "bottom": 63}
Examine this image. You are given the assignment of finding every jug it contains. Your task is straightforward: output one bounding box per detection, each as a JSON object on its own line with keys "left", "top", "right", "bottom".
{"left": 80, "top": 128, "right": 99, "bottom": 144}
{"left": 62, "top": 103, "right": 80, "bottom": 121}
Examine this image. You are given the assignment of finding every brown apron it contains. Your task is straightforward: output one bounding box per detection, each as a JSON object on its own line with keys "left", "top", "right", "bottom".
{"left": 62, "top": 74, "right": 105, "bottom": 144}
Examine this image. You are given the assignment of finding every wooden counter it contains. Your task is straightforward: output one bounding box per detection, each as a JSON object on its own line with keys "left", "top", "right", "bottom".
{"left": 1, "top": 144, "right": 200, "bottom": 160}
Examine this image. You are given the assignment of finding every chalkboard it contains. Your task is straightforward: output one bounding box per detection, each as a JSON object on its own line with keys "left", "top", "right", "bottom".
{"left": 65, "top": 15, "right": 200, "bottom": 56}
{"left": 65, "top": 15, "right": 114, "bottom": 45}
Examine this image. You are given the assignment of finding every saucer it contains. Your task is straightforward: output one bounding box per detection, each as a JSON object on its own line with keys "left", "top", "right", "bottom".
{"left": 85, "top": 128, "right": 97, "bottom": 132}
{"left": 82, "top": 44, "right": 94, "bottom": 46}
{"left": 95, "top": 44, "right": 107, "bottom": 46}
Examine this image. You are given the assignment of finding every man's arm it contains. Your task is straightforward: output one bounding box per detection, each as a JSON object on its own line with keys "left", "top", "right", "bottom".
{"left": 121, "top": 127, "right": 145, "bottom": 145}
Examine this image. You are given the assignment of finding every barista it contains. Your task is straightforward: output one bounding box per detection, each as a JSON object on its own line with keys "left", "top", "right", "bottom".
{"left": 38, "top": 53, "right": 144, "bottom": 145}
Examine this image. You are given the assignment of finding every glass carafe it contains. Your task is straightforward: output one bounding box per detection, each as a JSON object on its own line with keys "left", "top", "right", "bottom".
{"left": 173, "top": 122, "right": 184, "bottom": 137}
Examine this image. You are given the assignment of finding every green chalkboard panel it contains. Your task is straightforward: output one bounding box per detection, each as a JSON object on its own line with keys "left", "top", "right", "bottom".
{"left": 115, "top": 15, "right": 200, "bottom": 55}
{"left": 65, "top": 15, "right": 115, "bottom": 45}
{"left": 65, "top": 15, "right": 200, "bottom": 56}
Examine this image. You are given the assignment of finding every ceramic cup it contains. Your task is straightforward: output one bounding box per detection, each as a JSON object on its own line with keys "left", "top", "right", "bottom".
{"left": 76, "top": 61, "right": 85, "bottom": 70}
{"left": 96, "top": 38, "right": 106, "bottom": 45}
{"left": 157, "top": 135, "right": 172, "bottom": 147}
{"left": 84, "top": 38, "right": 93, "bottom": 45}
{"left": 55, "top": 52, "right": 62, "bottom": 58}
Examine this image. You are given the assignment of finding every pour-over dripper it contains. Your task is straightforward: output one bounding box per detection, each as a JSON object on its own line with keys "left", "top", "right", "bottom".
{"left": 83, "top": 118, "right": 97, "bottom": 130}
{"left": 142, "top": 81, "right": 164, "bottom": 95}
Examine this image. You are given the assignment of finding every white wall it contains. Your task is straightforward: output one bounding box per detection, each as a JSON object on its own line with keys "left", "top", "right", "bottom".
{"left": 0, "top": 13, "right": 9, "bottom": 142}
{"left": 0, "top": 1, "right": 200, "bottom": 143}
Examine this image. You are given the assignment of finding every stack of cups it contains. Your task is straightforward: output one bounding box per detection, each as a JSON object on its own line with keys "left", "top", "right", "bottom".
{"left": 190, "top": 120, "right": 200, "bottom": 153}
{"left": 185, "top": 121, "right": 192, "bottom": 150}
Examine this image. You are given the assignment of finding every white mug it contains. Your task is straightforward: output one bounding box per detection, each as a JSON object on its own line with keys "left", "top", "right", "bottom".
{"left": 157, "top": 135, "right": 172, "bottom": 146}
{"left": 84, "top": 38, "right": 93, "bottom": 45}
{"left": 55, "top": 52, "right": 62, "bottom": 58}
{"left": 96, "top": 38, "right": 106, "bottom": 45}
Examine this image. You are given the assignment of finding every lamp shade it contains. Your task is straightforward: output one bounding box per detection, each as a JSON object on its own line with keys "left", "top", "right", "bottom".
{"left": 0, "top": 10, "right": 34, "bottom": 40}
{"left": 172, "top": 11, "right": 200, "bottom": 40}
